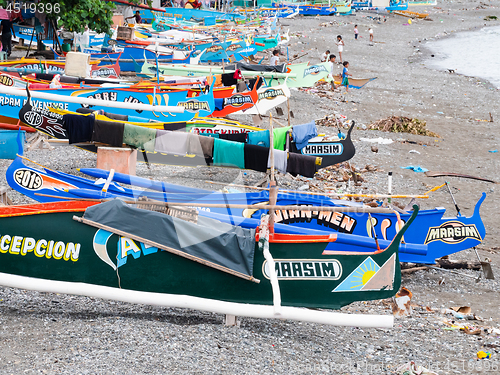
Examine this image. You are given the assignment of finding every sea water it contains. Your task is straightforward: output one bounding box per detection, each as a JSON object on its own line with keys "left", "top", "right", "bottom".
{"left": 425, "top": 25, "right": 500, "bottom": 88}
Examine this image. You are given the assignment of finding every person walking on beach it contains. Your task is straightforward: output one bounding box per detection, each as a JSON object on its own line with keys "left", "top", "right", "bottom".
{"left": 368, "top": 27, "right": 374, "bottom": 42}
{"left": 336, "top": 35, "right": 344, "bottom": 63}
{"left": 327, "top": 54, "right": 339, "bottom": 91}
{"left": 0, "top": 17, "right": 16, "bottom": 57}
{"left": 321, "top": 49, "right": 330, "bottom": 62}
{"left": 354, "top": 25, "right": 359, "bottom": 40}
{"left": 341, "top": 61, "right": 351, "bottom": 93}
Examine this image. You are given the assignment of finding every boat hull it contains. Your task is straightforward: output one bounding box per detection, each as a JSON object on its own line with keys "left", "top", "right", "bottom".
{"left": 0, "top": 202, "right": 404, "bottom": 309}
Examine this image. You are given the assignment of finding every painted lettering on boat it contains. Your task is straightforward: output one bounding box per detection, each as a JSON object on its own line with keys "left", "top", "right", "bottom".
{"left": 28, "top": 99, "right": 68, "bottom": 111}
{"left": 117, "top": 237, "right": 159, "bottom": 268}
{"left": 177, "top": 100, "right": 210, "bottom": 112}
{"left": 13, "top": 169, "right": 43, "bottom": 190}
{"left": 194, "top": 127, "right": 249, "bottom": 134}
{"left": 224, "top": 94, "right": 253, "bottom": 107}
{"left": 84, "top": 91, "right": 118, "bottom": 102}
{"left": 301, "top": 143, "right": 343, "bottom": 156}
{"left": 274, "top": 208, "right": 356, "bottom": 233}
{"left": 0, "top": 74, "right": 14, "bottom": 87}
{"left": 91, "top": 67, "right": 118, "bottom": 78}
{"left": 262, "top": 259, "right": 342, "bottom": 280}
{"left": 424, "top": 221, "right": 482, "bottom": 244}
{"left": 0, "top": 234, "right": 80, "bottom": 262}
{"left": 207, "top": 45, "right": 223, "bottom": 53}
{"left": 226, "top": 43, "right": 241, "bottom": 52}
{"left": 303, "top": 65, "right": 327, "bottom": 77}
{"left": 258, "top": 88, "right": 285, "bottom": 101}
{"left": 18, "top": 64, "right": 64, "bottom": 73}
{"left": 0, "top": 96, "right": 21, "bottom": 107}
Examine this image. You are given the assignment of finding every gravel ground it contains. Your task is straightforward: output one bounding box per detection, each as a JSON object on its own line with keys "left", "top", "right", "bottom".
{"left": 1, "top": 1, "right": 500, "bottom": 373}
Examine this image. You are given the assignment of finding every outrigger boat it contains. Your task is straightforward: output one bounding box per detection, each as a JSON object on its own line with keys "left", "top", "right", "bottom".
{"left": 0, "top": 199, "right": 418, "bottom": 326}
{"left": 5, "top": 142, "right": 484, "bottom": 264}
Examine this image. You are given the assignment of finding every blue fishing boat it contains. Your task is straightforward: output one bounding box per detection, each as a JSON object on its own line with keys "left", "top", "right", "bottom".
{"left": 6, "top": 146, "right": 485, "bottom": 265}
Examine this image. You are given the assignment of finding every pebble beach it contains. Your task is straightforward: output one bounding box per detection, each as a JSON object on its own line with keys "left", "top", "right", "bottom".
{"left": 1, "top": 1, "right": 500, "bottom": 373}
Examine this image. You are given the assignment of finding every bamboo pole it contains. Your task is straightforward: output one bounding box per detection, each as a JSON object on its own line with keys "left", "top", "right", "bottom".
{"left": 204, "top": 181, "right": 432, "bottom": 199}
{"left": 73, "top": 215, "right": 260, "bottom": 284}
{"left": 269, "top": 113, "right": 277, "bottom": 231}
{"left": 33, "top": 193, "right": 396, "bottom": 213}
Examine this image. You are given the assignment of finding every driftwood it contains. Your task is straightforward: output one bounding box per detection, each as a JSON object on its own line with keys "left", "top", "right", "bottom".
{"left": 401, "top": 266, "right": 429, "bottom": 274}
{"left": 425, "top": 171, "right": 497, "bottom": 184}
{"left": 436, "top": 258, "right": 481, "bottom": 270}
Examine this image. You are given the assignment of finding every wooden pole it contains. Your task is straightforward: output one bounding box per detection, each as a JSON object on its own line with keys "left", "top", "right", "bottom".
{"left": 268, "top": 114, "right": 277, "bottom": 231}
{"left": 73, "top": 215, "right": 261, "bottom": 284}
{"left": 34, "top": 193, "right": 397, "bottom": 213}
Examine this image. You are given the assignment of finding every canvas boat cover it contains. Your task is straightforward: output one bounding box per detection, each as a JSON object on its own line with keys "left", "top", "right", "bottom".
{"left": 83, "top": 200, "right": 256, "bottom": 277}
{"left": 226, "top": 62, "right": 287, "bottom": 73}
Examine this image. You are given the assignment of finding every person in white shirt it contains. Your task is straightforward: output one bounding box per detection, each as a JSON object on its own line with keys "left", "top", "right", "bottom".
{"left": 321, "top": 49, "right": 330, "bottom": 62}
{"left": 369, "top": 27, "right": 374, "bottom": 42}
{"left": 269, "top": 49, "right": 280, "bottom": 66}
{"left": 336, "top": 35, "right": 344, "bottom": 63}
{"left": 327, "top": 54, "right": 339, "bottom": 90}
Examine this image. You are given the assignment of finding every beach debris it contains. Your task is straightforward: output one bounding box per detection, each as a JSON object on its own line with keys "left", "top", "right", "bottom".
{"left": 424, "top": 171, "right": 497, "bottom": 184}
{"left": 477, "top": 351, "right": 492, "bottom": 359}
{"left": 484, "top": 15, "right": 497, "bottom": 20}
{"left": 394, "top": 361, "right": 439, "bottom": 375}
{"left": 368, "top": 116, "right": 440, "bottom": 137}
{"left": 360, "top": 137, "right": 393, "bottom": 144}
{"left": 401, "top": 166, "right": 428, "bottom": 173}
{"left": 489, "top": 150, "right": 498, "bottom": 153}
{"left": 371, "top": 146, "right": 378, "bottom": 153}
{"left": 392, "top": 287, "right": 412, "bottom": 318}
{"left": 435, "top": 258, "right": 481, "bottom": 270}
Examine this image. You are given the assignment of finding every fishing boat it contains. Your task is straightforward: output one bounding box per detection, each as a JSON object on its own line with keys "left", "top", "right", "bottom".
{"left": 331, "top": 75, "right": 377, "bottom": 89}
{"left": 0, "top": 82, "right": 213, "bottom": 124}
{"left": 0, "top": 199, "right": 417, "bottom": 326}
{"left": 390, "top": 10, "right": 429, "bottom": 18}
{"left": 5, "top": 141, "right": 484, "bottom": 265}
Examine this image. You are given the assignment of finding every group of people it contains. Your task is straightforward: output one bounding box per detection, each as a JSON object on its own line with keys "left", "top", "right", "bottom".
{"left": 319, "top": 26, "right": 374, "bottom": 93}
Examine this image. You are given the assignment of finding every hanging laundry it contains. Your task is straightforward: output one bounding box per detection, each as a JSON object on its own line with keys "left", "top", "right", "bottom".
{"left": 267, "top": 149, "right": 288, "bottom": 174}
{"left": 198, "top": 134, "right": 214, "bottom": 159}
{"left": 155, "top": 130, "right": 189, "bottom": 155}
{"left": 247, "top": 129, "right": 270, "bottom": 148}
{"left": 63, "top": 114, "right": 94, "bottom": 144}
{"left": 214, "top": 98, "right": 225, "bottom": 111}
{"left": 219, "top": 133, "right": 247, "bottom": 143}
{"left": 162, "top": 122, "right": 188, "bottom": 132}
{"left": 92, "top": 120, "right": 124, "bottom": 147}
{"left": 103, "top": 112, "right": 128, "bottom": 122}
{"left": 233, "top": 69, "right": 243, "bottom": 80}
{"left": 287, "top": 153, "right": 317, "bottom": 178}
{"left": 123, "top": 124, "right": 156, "bottom": 152}
{"left": 213, "top": 138, "right": 245, "bottom": 169}
{"left": 244, "top": 144, "right": 270, "bottom": 173}
{"left": 186, "top": 133, "right": 204, "bottom": 157}
{"left": 248, "top": 77, "right": 263, "bottom": 91}
{"left": 273, "top": 126, "right": 291, "bottom": 151}
{"left": 292, "top": 121, "right": 318, "bottom": 150}
{"left": 221, "top": 72, "right": 238, "bottom": 87}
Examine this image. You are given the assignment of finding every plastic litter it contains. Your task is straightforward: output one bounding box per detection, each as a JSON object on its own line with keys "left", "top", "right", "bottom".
{"left": 360, "top": 137, "right": 393, "bottom": 144}
{"left": 401, "top": 166, "right": 429, "bottom": 173}
{"left": 477, "top": 351, "right": 492, "bottom": 359}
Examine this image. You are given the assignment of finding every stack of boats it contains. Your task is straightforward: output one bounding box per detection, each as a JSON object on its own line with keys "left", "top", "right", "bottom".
{"left": 0, "top": 4, "right": 486, "bottom": 327}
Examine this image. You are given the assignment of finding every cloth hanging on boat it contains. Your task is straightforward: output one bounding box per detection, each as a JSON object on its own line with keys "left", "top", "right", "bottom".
{"left": 83, "top": 200, "right": 256, "bottom": 277}
{"left": 273, "top": 126, "right": 291, "bottom": 151}
{"left": 162, "top": 122, "right": 187, "bottom": 131}
{"left": 221, "top": 72, "right": 238, "bottom": 87}
{"left": 197, "top": 133, "right": 214, "bottom": 159}
{"left": 123, "top": 124, "right": 156, "bottom": 152}
{"left": 244, "top": 144, "right": 269, "bottom": 173}
{"left": 287, "top": 152, "right": 317, "bottom": 178}
{"left": 201, "top": 133, "right": 219, "bottom": 138}
{"left": 155, "top": 130, "right": 189, "bottom": 155}
{"left": 248, "top": 77, "right": 263, "bottom": 91}
{"left": 219, "top": 133, "right": 247, "bottom": 143}
{"left": 214, "top": 98, "right": 224, "bottom": 111}
{"left": 213, "top": 138, "right": 245, "bottom": 169}
{"left": 186, "top": 133, "right": 204, "bottom": 157}
{"left": 267, "top": 149, "right": 287, "bottom": 174}
{"left": 62, "top": 114, "right": 94, "bottom": 144}
{"left": 236, "top": 81, "right": 247, "bottom": 92}
{"left": 92, "top": 119, "right": 124, "bottom": 147}
{"left": 292, "top": 121, "right": 318, "bottom": 150}
{"left": 233, "top": 69, "right": 243, "bottom": 80}
{"left": 198, "top": 134, "right": 214, "bottom": 159}
{"left": 247, "top": 129, "right": 270, "bottom": 148}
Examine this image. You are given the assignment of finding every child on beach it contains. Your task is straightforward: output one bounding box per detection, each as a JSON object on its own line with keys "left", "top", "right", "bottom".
{"left": 321, "top": 49, "right": 330, "bottom": 62}
{"left": 336, "top": 35, "right": 344, "bottom": 63}
{"left": 369, "top": 28, "right": 374, "bottom": 42}
{"left": 327, "top": 54, "right": 339, "bottom": 90}
{"left": 354, "top": 25, "right": 358, "bottom": 40}
{"left": 341, "top": 61, "right": 351, "bottom": 93}
{"left": 270, "top": 49, "right": 280, "bottom": 66}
